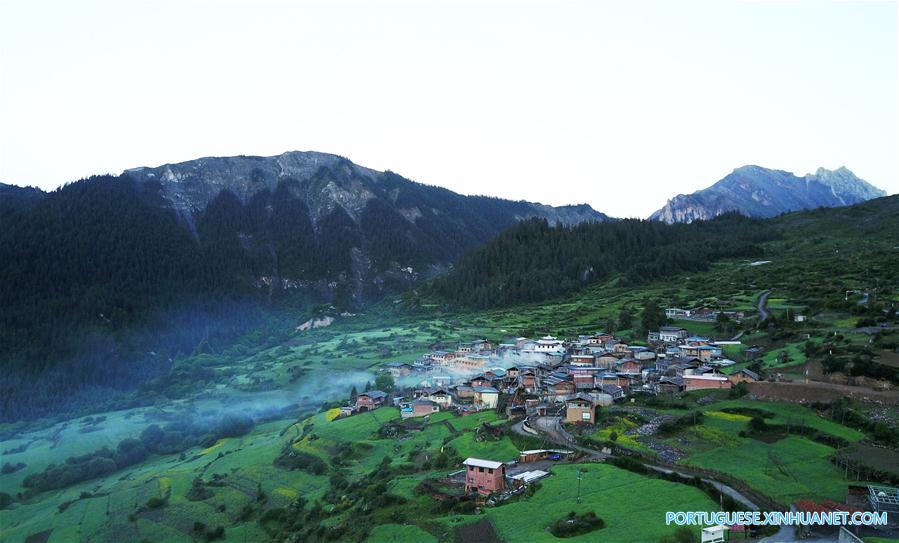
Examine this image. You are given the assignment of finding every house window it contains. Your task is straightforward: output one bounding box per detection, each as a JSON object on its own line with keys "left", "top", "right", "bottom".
{"left": 488, "top": 468, "right": 493, "bottom": 474}
{"left": 478, "top": 467, "right": 484, "bottom": 473}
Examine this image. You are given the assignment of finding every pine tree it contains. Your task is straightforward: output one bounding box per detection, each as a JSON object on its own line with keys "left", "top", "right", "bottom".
{"left": 640, "top": 300, "right": 667, "bottom": 334}
{"left": 618, "top": 308, "right": 634, "bottom": 330}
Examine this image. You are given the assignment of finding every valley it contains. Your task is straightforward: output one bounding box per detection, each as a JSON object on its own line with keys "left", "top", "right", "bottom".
{"left": 1, "top": 1, "right": 895, "bottom": 540}
{"left": 2, "top": 195, "right": 899, "bottom": 542}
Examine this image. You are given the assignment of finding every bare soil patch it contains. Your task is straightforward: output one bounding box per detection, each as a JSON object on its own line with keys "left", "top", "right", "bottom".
{"left": 747, "top": 381, "right": 898, "bottom": 405}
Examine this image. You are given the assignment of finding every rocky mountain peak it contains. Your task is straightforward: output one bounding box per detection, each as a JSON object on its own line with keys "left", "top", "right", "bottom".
{"left": 650, "top": 165, "right": 886, "bottom": 223}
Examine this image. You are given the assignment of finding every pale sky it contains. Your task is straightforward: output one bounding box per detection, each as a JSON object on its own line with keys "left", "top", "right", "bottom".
{"left": 1, "top": 0, "right": 896, "bottom": 217}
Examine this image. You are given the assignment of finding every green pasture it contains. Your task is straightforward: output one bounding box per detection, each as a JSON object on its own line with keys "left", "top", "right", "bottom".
{"left": 291, "top": 407, "right": 519, "bottom": 477}
{"left": 472, "top": 463, "right": 716, "bottom": 542}
{"left": 659, "top": 399, "right": 867, "bottom": 506}
{"left": 0, "top": 417, "right": 324, "bottom": 543}
{"left": 681, "top": 436, "right": 850, "bottom": 505}
{"left": 446, "top": 432, "right": 519, "bottom": 460}
{"left": 669, "top": 318, "right": 720, "bottom": 338}
{"left": 699, "top": 399, "right": 864, "bottom": 442}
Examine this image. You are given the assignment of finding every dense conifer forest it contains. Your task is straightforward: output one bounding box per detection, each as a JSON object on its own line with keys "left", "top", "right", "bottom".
{"left": 0, "top": 167, "right": 602, "bottom": 421}
{"left": 430, "top": 213, "right": 779, "bottom": 308}
{"left": 0, "top": 176, "right": 299, "bottom": 420}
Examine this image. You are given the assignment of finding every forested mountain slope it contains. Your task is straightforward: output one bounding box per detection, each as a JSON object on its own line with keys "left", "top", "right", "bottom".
{"left": 0, "top": 152, "right": 607, "bottom": 420}
{"left": 432, "top": 195, "right": 899, "bottom": 309}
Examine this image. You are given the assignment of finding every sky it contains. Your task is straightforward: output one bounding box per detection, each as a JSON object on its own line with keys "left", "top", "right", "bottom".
{"left": 0, "top": 0, "right": 896, "bottom": 218}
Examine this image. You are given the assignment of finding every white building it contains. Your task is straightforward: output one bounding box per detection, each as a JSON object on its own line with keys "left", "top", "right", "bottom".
{"left": 665, "top": 308, "right": 692, "bottom": 318}
{"left": 473, "top": 386, "right": 499, "bottom": 408}
{"left": 535, "top": 335, "right": 564, "bottom": 352}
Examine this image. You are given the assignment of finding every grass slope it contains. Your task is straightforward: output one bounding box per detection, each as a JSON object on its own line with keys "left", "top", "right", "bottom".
{"left": 480, "top": 464, "right": 716, "bottom": 542}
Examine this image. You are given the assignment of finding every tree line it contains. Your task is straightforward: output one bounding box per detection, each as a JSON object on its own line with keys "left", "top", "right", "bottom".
{"left": 430, "top": 213, "right": 778, "bottom": 308}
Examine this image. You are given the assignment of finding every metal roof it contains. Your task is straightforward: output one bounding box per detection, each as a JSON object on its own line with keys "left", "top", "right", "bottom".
{"left": 510, "top": 470, "right": 550, "bottom": 483}
{"left": 473, "top": 386, "right": 499, "bottom": 393}
{"left": 462, "top": 458, "right": 504, "bottom": 469}
{"left": 520, "top": 449, "right": 573, "bottom": 455}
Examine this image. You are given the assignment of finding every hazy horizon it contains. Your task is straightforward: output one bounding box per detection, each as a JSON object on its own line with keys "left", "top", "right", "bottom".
{"left": 1, "top": 0, "right": 896, "bottom": 217}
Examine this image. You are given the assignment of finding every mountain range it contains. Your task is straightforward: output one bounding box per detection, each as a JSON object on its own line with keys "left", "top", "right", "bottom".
{"left": 0, "top": 151, "right": 608, "bottom": 404}
{"left": 3, "top": 151, "right": 609, "bottom": 307}
{"left": 124, "top": 151, "right": 607, "bottom": 233}
{"left": 0, "top": 150, "right": 892, "bottom": 420}
{"left": 650, "top": 165, "right": 886, "bottom": 223}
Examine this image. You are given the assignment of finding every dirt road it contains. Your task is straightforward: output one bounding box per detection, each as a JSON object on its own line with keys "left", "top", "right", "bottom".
{"left": 758, "top": 290, "right": 772, "bottom": 322}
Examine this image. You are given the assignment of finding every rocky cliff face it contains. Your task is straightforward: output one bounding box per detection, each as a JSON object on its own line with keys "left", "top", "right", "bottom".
{"left": 126, "top": 151, "right": 608, "bottom": 228}
{"left": 123, "top": 150, "right": 610, "bottom": 304}
{"left": 126, "top": 152, "right": 381, "bottom": 230}
{"left": 650, "top": 165, "right": 886, "bottom": 224}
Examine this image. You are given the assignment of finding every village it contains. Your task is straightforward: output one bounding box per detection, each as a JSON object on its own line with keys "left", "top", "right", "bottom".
{"left": 344, "top": 321, "right": 756, "bottom": 424}
{"left": 323, "top": 314, "right": 899, "bottom": 542}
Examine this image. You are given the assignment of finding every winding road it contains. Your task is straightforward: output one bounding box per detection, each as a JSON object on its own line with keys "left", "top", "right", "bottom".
{"left": 513, "top": 416, "right": 760, "bottom": 509}
{"left": 758, "top": 290, "right": 772, "bottom": 322}
{"left": 514, "top": 413, "right": 853, "bottom": 542}
{"left": 513, "top": 416, "right": 608, "bottom": 459}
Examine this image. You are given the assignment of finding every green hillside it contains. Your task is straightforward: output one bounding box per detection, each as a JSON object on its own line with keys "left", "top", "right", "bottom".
{"left": 2, "top": 196, "right": 898, "bottom": 542}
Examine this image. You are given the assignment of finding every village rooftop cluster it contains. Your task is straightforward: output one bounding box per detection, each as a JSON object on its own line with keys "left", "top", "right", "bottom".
{"left": 343, "top": 326, "right": 760, "bottom": 425}
{"left": 331, "top": 325, "right": 771, "bottom": 499}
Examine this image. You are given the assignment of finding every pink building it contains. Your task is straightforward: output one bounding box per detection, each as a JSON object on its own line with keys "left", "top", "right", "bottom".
{"left": 355, "top": 390, "right": 387, "bottom": 411}
{"left": 463, "top": 458, "right": 506, "bottom": 495}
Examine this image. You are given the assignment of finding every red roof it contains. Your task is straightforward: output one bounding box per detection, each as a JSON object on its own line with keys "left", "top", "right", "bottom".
{"left": 793, "top": 499, "right": 864, "bottom": 514}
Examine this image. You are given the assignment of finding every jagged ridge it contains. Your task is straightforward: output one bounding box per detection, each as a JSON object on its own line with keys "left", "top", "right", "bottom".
{"left": 650, "top": 165, "right": 886, "bottom": 224}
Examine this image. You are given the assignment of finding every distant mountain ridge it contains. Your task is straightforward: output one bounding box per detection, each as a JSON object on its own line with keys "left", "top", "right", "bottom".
{"left": 3, "top": 151, "right": 611, "bottom": 311}
{"left": 650, "top": 165, "right": 886, "bottom": 223}
{"left": 125, "top": 151, "right": 607, "bottom": 231}
{"left": 120, "top": 150, "right": 609, "bottom": 299}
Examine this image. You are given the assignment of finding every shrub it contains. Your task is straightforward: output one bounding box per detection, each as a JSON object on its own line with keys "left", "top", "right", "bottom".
{"left": 729, "top": 381, "right": 748, "bottom": 398}
{"left": 548, "top": 511, "right": 605, "bottom": 538}
{"left": 204, "top": 526, "right": 225, "bottom": 541}
{"left": 145, "top": 496, "right": 167, "bottom": 509}
{"left": 748, "top": 416, "right": 768, "bottom": 432}
{"left": 114, "top": 438, "right": 149, "bottom": 467}
{"left": 607, "top": 455, "right": 647, "bottom": 474}
{"left": 274, "top": 447, "right": 327, "bottom": 474}
{"left": 186, "top": 477, "right": 214, "bottom": 501}
{"left": 1, "top": 462, "right": 25, "bottom": 474}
